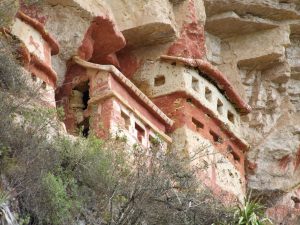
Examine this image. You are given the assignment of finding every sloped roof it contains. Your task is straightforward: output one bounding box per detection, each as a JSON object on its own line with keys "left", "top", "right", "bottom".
{"left": 73, "top": 56, "right": 174, "bottom": 127}
{"left": 160, "top": 55, "right": 252, "bottom": 114}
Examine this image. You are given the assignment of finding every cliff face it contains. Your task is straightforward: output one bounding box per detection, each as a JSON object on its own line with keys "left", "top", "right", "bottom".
{"left": 204, "top": 0, "right": 300, "bottom": 222}
{"left": 1, "top": 0, "right": 300, "bottom": 224}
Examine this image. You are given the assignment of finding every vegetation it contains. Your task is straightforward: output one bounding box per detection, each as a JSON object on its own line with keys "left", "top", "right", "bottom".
{"left": 232, "top": 193, "right": 273, "bottom": 225}
{"left": 0, "top": 11, "right": 273, "bottom": 225}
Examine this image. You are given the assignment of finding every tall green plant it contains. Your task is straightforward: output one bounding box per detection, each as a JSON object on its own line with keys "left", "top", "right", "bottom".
{"left": 233, "top": 193, "right": 273, "bottom": 225}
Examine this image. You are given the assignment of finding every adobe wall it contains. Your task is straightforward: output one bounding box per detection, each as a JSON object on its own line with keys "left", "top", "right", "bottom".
{"left": 6, "top": 0, "right": 300, "bottom": 223}
{"left": 133, "top": 61, "right": 242, "bottom": 138}
{"left": 170, "top": 126, "right": 245, "bottom": 203}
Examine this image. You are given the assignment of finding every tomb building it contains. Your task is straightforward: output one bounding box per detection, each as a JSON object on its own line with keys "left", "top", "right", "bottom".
{"left": 58, "top": 56, "right": 173, "bottom": 149}
{"left": 11, "top": 11, "right": 59, "bottom": 107}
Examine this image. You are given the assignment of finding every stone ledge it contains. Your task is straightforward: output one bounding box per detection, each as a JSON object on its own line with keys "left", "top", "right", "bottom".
{"left": 204, "top": 0, "right": 300, "bottom": 21}
{"left": 122, "top": 22, "right": 177, "bottom": 48}
{"left": 206, "top": 11, "right": 278, "bottom": 38}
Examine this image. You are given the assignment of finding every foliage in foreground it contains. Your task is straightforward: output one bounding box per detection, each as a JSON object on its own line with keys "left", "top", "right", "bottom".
{"left": 232, "top": 193, "right": 273, "bottom": 225}
{"left": 0, "top": 28, "right": 273, "bottom": 225}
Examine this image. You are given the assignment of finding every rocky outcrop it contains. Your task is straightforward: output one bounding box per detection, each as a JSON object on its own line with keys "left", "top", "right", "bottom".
{"left": 203, "top": 0, "right": 300, "bottom": 223}
{"left": 2, "top": 0, "right": 300, "bottom": 224}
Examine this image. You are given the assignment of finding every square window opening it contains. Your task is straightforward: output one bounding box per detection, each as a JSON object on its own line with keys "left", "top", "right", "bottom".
{"left": 192, "top": 117, "right": 204, "bottom": 131}
{"left": 154, "top": 75, "right": 165, "bottom": 86}
{"left": 31, "top": 74, "right": 37, "bottom": 82}
{"left": 227, "top": 146, "right": 240, "bottom": 163}
{"left": 227, "top": 111, "right": 235, "bottom": 124}
{"left": 217, "top": 99, "right": 224, "bottom": 115}
{"left": 209, "top": 130, "right": 223, "bottom": 144}
{"left": 42, "top": 81, "right": 47, "bottom": 89}
{"left": 74, "top": 81, "right": 89, "bottom": 110}
{"left": 121, "top": 111, "right": 130, "bottom": 130}
{"left": 192, "top": 77, "right": 199, "bottom": 92}
{"left": 135, "top": 123, "right": 145, "bottom": 143}
{"left": 186, "top": 98, "right": 193, "bottom": 103}
{"left": 205, "top": 87, "right": 212, "bottom": 102}
{"left": 149, "top": 135, "right": 160, "bottom": 148}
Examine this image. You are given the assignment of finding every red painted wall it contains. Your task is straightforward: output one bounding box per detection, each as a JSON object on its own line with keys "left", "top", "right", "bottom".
{"left": 109, "top": 75, "right": 166, "bottom": 133}
{"left": 153, "top": 93, "right": 246, "bottom": 176}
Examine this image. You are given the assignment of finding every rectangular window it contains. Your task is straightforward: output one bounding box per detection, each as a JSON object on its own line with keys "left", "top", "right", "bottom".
{"left": 154, "top": 75, "right": 165, "bottom": 86}
{"left": 227, "top": 146, "right": 241, "bottom": 163}
{"left": 121, "top": 111, "right": 130, "bottom": 130}
{"left": 227, "top": 111, "right": 235, "bottom": 124}
{"left": 205, "top": 87, "right": 212, "bottom": 102}
{"left": 209, "top": 130, "right": 223, "bottom": 144}
{"left": 192, "top": 77, "right": 199, "bottom": 92}
{"left": 217, "top": 99, "right": 224, "bottom": 115}
{"left": 149, "top": 135, "right": 160, "bottom": 148}
{"left": 31, "top": 74, "right": 37, "bottom": 82}
{"left": 192, "top": 117, "right": 204, "bottom": 131}
{"left": 135, "top": 123, "right": 145, "bottom": 143}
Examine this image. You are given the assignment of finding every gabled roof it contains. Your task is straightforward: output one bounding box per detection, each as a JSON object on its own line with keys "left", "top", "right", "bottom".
{"left": 160, "top": 55, "right": 252, "bottom": 114}
{"left": 73, "top": 56, "right": 174, "bottom": 127}
{"left": 16, "top": 11, "right": 59, "bottom": 55}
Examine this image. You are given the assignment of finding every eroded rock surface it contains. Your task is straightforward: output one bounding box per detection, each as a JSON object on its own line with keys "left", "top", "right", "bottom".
{"left": 3, "top": 0, "right": 300, "bottom": 224}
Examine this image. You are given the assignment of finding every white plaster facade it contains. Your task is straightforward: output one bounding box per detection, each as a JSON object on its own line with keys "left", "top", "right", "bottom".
{"left": 134, "top": 61, "right": 243, "bottom": 140}
{"left": 12, "top": 18, "right": 48, "bottom": 62}
{"left": 26, "top": 74, "right": 56, "bottom": 107}
{"left": 107, "top": 99, "right": 168, "bottom": 150}
{"left": 170, "top": 127, "right": 245, "bottom": 202}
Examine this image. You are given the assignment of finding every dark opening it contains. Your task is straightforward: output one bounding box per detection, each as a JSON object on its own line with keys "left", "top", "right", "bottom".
{"left": 227, "top": 146, "right": 240, "bottom": 163}
{"left": 171, "top": 62, "right": 177, "bottom": 66}
{"left": 31, "top": 74, "right": 37, "bottom": 82}
{"left": 232, "top": 152, "right": 240, "bottom": 163}
{"left": 227, "top": 111, "right": 235, "bottom": 124}
{"left": 135, "top": 123, "right": 145, "bottom": 143}
{"left": 154, "top": 75, "right": 165, "bottom": 86}
{"left": 186, "top": 98, "right": 193, "bottom": 103}
{"left": 41, "top": 81, "right": 47, "bottom": 89}
{"left": 149, "top": 135, "right": 159, "bottom": 148}
{"left": 192, "top": 117, "right": 204, "bottom": 131}
{"left": 192, "top": 77, "right": 199, "bottom": 92}
{"left": 209, "top": 130, "right": 223, "bottom": 144}
{"left": 205, "top": 87, "right": 212, "bottom": 102}
{"left": 82, "top": 90, "right": 89, "bottom": 110}
{"left": 80, "top": 118, "right": 90, "bottom": 138}
{"left": 217, "top": 99, "right": 223, "bottom": 115}
{"left": 74, "top": 81, "right": 89, "bottom": 110}
{"left": 73, "top": 81, "right": 90, "bottom": 137}
{"left": 121, "top": 111, "right": 130, "bottom": 130}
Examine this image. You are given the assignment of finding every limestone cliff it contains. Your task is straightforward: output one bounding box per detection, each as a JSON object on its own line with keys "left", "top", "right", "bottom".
{"left": 1, "top": 0, "right": 300, "bottom": 224}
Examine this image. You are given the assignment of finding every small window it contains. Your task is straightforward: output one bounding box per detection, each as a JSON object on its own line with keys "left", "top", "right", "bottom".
{"left": 192, "top": 77, "right": 199, "bottom": 92}
{"left": 121, "top": 111, "right": 130, "bottom": 130}
{"left": 31, "top": 74, "right": 37, "bottom": 82}
{"left": 227, "top": 146, "right": 240, "bottom": 163}
{"left": 171, "top": 62, "right": 177, "bottom": 66}
{"left": 192, "top": 117, "right": 204, "bottom": 131}
{"left": 217, "top": 99, "right": 224, "bottom": 115}
{"left": 149, "top": 135, "right": 160, "bottom": 147}
{"left": 154, "top": 75, "right": 165, "bottom": 86}
{"left": 186, "top": 98, "right": 193, "bottom": 103}
{"left": 41, "top": 81, "right": 47, "bottom": 89}
{"left": 135, "top": 123, "right": 145, "bottom": 143}
{"left": 205, "top": 113, "right": 211, "bottom": 118}
{"left": 209, "top": 130, "right": 223, "bottom": 144}
{"left": 232, "top": 152, "right": 240, "bottom": 163}
{"left": 81, "top": 118, "right": 90, "bottom": 138}
{"left": 227, "top": 111, "right": 235, "bottom": 124}
{"left": 205, "top": 87, "right": 212, "bottom": 102}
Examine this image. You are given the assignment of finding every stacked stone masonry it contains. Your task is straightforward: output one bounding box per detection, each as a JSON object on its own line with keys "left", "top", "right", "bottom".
{"left": 5, "top": 0, "right": 300, "bottom": 224}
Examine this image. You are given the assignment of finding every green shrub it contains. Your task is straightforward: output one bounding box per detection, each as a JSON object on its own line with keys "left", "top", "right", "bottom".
{"left": 40, "top": 172, "right": 75, "bottom": 225}
{"left": 232, "top": 193, "right": 273, "bottom": 225}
